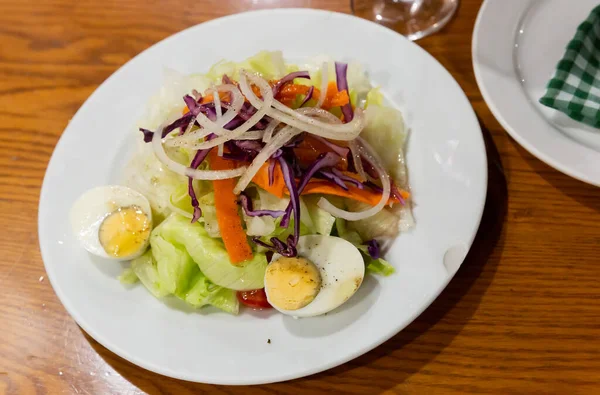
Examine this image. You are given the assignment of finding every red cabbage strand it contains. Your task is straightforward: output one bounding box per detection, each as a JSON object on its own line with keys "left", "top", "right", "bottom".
{"left": 272, "top": 71, "right": 310, "bottom": 97}
{"left": 300, "top": 85, "right": 315, "bottom": 107}
{"left": 239, "top": 192, "right": 285, "bottom": 218}
{"left": 335, "top": 62, "right": 354, "bottom": 122}
{"left": 365, "top": 239, "right": 380, "bottom": 259}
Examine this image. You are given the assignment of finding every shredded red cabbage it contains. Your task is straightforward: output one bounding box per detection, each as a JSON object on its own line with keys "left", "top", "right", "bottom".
{"left": 272, "top": 71, "right": 310, "bottom": 97}
{"left": 222, "top": 151, "right": 252, "bottom": 162}
{"left": 184, "top": 94, "right": 219, "bottom": 121}
{"left": 296, "top": 152, "right": 341, "bottom": 194}
{"left": 239, "top": 192, "right": 285, "bottom": 218}
{"left": 222, "top": 74, "right": 234, "bottom": 85}
{"left": 363, "top": 180, "right": 382, "bottom": 193}
{"left": 139, "top": 113, "right": 194, "bottom": 143}
{"left": 222, "top": 102, "right": 268, "bottom": 130}
{"left": 318, "top": 170, "right": 349, "bottom": 190}
{"left": 234, "top": 140, "right": 263, "bottom": 153}
{"left": 300, "top": 85, "right": 314, "bottom": 107}
{"left": 335, "top": 62, "right": 354, "bottom": 122}
{"left": 365, "top": 239, "right": 380, "bottom": 259}
{"left": 281, "top": 152, "right": 341, "bottom": 227}
{"left": 223, "top": 117, "right": 245, "bottom": 130}
{"left": 311, "top": 135, "right": 350, "bottom": 158}
{"left": 250, "top": 157, "right": 301, "bottom": 257}
{"left": 331, "top": 168, "right": 364, "bottom": 189}
{"left": 278, "top": 157, "right": 300, "bottom": 248}
{"left": 252, "top": 236, "right": 296, "bottom": 258}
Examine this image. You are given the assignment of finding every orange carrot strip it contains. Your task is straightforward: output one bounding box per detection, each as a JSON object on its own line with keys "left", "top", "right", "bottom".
{"left": 278, "top": 84, "right": 320, "bottom": 98}
{"left": 320, "top": 82, "right": 340, "bottom": 110}
{"left": 209, "top": 151, "right": 253, "bottom": 265}
{"left": 200, "top": 91, "right": 231, "bottom": 104}
{"left": 252, "top": 161, "right": 286, "bottom": 198}
{"left": 277, "top": 82, "right": 348, "bottom": 109}
{"left": 301, "top": 181, "right": 404, "bottom": 206}
{"left": 250, "top": 164, "right": 407, "bottom": 206}
{"left": 327, "top": 90, "right": 350, "bottom": 108}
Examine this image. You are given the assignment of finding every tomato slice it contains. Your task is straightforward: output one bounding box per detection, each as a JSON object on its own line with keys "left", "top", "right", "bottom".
{"left": 237, "top": 289, "right": 272, "bottom": 309}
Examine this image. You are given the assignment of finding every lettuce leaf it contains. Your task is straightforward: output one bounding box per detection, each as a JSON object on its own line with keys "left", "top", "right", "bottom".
{"left": 150, "top": 233, "right": 198, "bottom": 296}
{"left": 124, "top": 214, "right": 270, "bottom": 313}
{"left": 345, "top": 200, "right": 402, "bottom": 241}
{"left": 242, "top": 186, "right": 290, "bottom": 237}
{"left": 334, "top": 217, "right": 363, "bottom": 246}
{"left": 126, "top": 218, "right": 242, "bottom": 313}
{"left": 157, "top": 214, "right": 267, "bottom": 291}
{"left": 204, "top": 50, "right": 289, "bottom": 82}
{"left": 184, "top": 271, "right": 239, "bottom": 314}
{"left": 118, "top": 267, "right": 139, "bottom": 284}
{"left": 130, "top": 251, "right": 170, "bottom": 298}
{"left": 302, "top": 195, "right": 336, "bottom": 236}
{"left": 332, "top": 218, "right": 395, "bottom": 277}
{"left": 198, "top": 192, "right": 220, "bottom": 238}
{"left": 361, "top": 104, "right": 408, "bottom": 186}
{"left": 365, "top": 87, "right": 384, "bottom": 108}
{"left": 365, "top": 257, "right": 395, "bottom": 276}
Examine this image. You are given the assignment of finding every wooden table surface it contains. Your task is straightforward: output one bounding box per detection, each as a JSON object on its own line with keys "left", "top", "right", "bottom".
{"left": 2, "top": 0, "right": 600, "bottom": 393}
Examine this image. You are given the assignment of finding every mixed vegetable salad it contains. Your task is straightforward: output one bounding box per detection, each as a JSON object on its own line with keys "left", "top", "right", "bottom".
{"left": 70, "top": 51, "right": 413, "bottom": 316}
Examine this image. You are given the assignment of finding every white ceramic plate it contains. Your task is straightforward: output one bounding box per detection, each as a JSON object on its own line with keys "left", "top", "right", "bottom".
{"left": 474, "top": 0, "right": 600, "bottom": 186}
{"left": 39, "top": 9, "right": 486, "bottom": 385}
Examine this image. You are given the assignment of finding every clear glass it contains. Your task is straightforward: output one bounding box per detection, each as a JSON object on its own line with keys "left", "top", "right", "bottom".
{"left": 351, "top": 0, "right": 459, "bottom": 41}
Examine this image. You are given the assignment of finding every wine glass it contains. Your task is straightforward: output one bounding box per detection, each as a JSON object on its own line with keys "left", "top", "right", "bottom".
{"left": 351, "top": 0, "right": 459, "bottom": 41}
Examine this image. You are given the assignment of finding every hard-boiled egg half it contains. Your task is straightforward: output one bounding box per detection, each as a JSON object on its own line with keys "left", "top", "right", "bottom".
{"left": 70, "top": 185, "right": 153, "bottom": 260}
{"left": 264, "top": 235, "right": 365, "bottom": 317}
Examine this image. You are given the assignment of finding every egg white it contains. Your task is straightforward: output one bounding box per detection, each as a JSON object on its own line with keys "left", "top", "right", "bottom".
{"left": 69, "top": 185, "right": 152, "bottom": 260}
{"left": 266, "top": 235, "right": 365, "bottom": 317}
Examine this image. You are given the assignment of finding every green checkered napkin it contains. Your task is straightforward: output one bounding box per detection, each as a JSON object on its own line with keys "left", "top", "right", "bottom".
{"left": 540, "top": 5, "right": 600, "bottom": 128}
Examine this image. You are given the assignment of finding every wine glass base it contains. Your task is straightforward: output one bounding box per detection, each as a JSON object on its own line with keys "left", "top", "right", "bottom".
{"left": 352, "top": 0, "right": 459, "bottom": 41}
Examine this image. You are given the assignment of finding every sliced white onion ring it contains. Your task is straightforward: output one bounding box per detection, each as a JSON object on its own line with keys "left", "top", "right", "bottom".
{"left": 233, "top": 125, "right": 302, "bottom": 194}
{"left": 263, "top": 118, "right": 280, "bottom": 143}
{"left": 171, "top": 83, "right": 245, "bottom": 143}
{"left": 209, "top": 84, "right": 243, "bottom": 129}
{"left": 152, "top": 122, "right": 246, "bottom": 180}
{"left": 167, "top": 75, "right": 274, "bottom": 150}
{"left": 348, "top": 140, "right": 367, "bottom": 180}
{"left": 241, "top": 70, "right": 364, "bottom": 140}
{"left": 237, "top": 130, "right": 264, "bottom": 140}
{"left": 296, "top": 107, "right": 343, "bottom": 124}
{"left": 316, "top": 61, "right": 328, "bottom": 109}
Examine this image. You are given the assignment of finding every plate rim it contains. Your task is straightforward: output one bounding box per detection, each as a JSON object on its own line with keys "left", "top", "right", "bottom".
{"left": 472, "top": 0, "right": 600, "bottom": 187}
{"left": 39, "top": 8, "right": 487, "bottom": 385}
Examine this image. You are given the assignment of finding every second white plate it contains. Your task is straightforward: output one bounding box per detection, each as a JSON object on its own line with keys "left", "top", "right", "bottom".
{"left": 474, "top": 0, "right": 600, "bottom": 186}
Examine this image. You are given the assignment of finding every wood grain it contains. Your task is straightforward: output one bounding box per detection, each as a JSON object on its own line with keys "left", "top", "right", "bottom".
{"left": 1, "top": 0, "right": 600, "bottom": 393}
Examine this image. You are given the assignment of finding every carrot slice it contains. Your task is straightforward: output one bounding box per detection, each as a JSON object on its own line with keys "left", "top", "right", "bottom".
{"left": 252, "top": 161, "right": 285, "bottom": 198}
{"left": 276, "top": 82, "right": 349, "bottom": 109}
{"left": 300, "top": 181, "right": 406, "bottom": 206}
{"left": 278, "top": 84, "right": 320, "bottom": 98}
{"left": 209, "top": 151, "right": 253, "bottom": 265}
{"left": 250, "top": 164, "right": 408, "bottom": 207}
{"left": 326, "top": 89, "right": 350, "bottom": 108}
{"left": 200, "top": 91, "right": 232, "bottom": 104}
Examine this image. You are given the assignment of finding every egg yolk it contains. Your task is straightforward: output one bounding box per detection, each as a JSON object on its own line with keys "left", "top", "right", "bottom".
{"left": 98, "top": 205, "right": 151, "bottom": 258}
{"left": 264, "top": 257, "right": 322, "bottom": 311}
